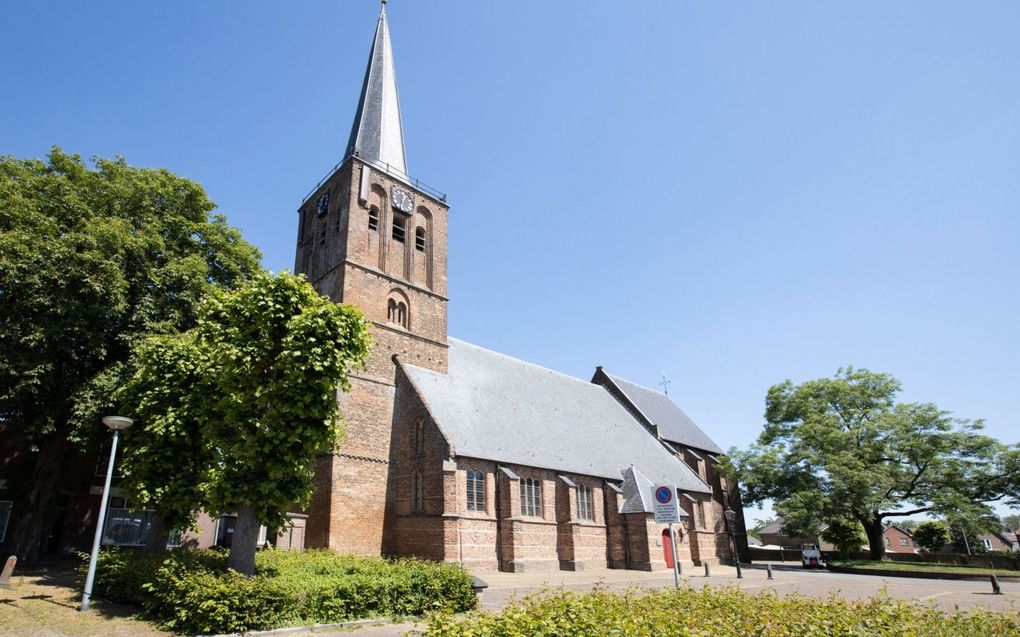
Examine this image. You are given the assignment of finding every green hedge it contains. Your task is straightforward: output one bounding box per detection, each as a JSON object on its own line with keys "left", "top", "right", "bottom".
{"left": 426, "top": 587, "right": 1020, "bottom": 637}
{"left": 87, "top": 548, "right": 475, "bottom": 634}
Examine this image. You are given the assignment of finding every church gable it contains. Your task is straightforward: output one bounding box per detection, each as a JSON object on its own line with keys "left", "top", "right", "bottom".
{"left": 593, "top": 368, "right": 724, "bottom": 455}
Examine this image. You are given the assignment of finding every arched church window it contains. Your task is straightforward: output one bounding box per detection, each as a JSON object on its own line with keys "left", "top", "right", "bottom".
{"left": 413, "top": 419, "right": 424, "bottom": 456}
{"left": 520, "top": 476, "right": 542, "bottom": 517}
{"left": 411, "top": 470, "right": 424, "bottom": 512}
{"left": 386, "top": 295, "right": 409, "bottom": 329}
{"left": 368, "top": 207, "right": 379, "bottom": 231}
{"left": 415, "top": 227, "right": 426, "bottom": 252}
{"left": 392, "top": 216, "right": 406, "bottom": 243}
{"left": 466, "top": 470, "right": 485, "bottom": 512}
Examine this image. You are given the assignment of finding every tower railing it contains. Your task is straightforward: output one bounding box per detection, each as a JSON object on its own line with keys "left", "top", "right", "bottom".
{"left": 302, "top": 150, "right": 447, "bottom": 204}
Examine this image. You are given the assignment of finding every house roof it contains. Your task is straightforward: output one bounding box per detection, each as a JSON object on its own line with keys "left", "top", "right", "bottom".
{"left": 758, "top": 518, "right": 785, "bottom": 535}
{"left": 595, "top": 371, "right": 724, "bottom": 454}
{"left": 400, "top": 338, "right": 711, "bottom": 494}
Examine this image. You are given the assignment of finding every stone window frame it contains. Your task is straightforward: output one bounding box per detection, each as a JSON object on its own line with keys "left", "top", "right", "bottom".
{"left": 577, "top": 484, "right": 594, "bottom": 521}
{"left": 466, "top": 469, "right": 485, "bottom": 513}
{"left": 411, "top": 470, "right": 425, "bottom": 513}
{"left": 519, "top": 476, "right": 542, "bottom": 518}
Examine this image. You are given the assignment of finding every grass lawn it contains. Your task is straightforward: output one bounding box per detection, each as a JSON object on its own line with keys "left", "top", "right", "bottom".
{"left": 836, "top": 559, "right": 1019, "bottom": 576}
{"left": 0, "top": 566, "right": 168, "bottom": 637}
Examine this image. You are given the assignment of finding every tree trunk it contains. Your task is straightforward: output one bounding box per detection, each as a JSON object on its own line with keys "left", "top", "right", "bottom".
{"left": 226, "top": 505, "right": 260, "bottom": 576}
{"left": 7, "top": 436, "right": 69, "bottom": 562}
{"left": 144, "top": 512, "right": 169, "bottom": 553}
{"left": 863, "top": 519, "right": 886, "bottom": 561}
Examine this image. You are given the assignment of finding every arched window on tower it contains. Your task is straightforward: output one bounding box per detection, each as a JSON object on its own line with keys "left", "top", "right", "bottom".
{"left": 386, "top": 294, "right": 409, "bottom": 329}
{"left": 415, "top": 227, "right": 426, "bottom": 252}
{"left": 368, "top": 207, "right": 379, "bottom": 231}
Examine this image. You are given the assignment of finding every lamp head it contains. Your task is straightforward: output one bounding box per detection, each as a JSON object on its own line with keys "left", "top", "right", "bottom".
{"left": 102, "top": 416, "right": 134, "bottom": 431}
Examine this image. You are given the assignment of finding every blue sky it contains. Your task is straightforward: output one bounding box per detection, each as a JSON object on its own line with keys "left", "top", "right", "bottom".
{"left": 4, "top": 1, "right": 1018, "bottom": 521}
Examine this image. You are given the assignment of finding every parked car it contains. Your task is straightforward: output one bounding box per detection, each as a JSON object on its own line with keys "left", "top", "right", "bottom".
{"left": 802, "top": 543, "right": 824, "bottom": 568}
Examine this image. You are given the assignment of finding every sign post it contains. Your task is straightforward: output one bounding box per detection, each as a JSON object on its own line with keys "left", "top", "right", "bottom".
{"left": 653, "top": 484, "right": 682, "bottom": 587}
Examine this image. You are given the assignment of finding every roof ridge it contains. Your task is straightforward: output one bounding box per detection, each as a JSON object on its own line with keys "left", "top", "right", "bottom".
{"left": 447, "top": 336, "right": 608, "bottom": 391}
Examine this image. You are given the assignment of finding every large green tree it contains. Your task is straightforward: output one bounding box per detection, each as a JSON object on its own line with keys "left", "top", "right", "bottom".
{"left": 119, "top": 273, "right": 371, "bottom": 575}
{"left": 912, "top": 521, "right": 951, "bottom": 553}
{"left": 731, "top": 367, "right": 1020, "bottom": 560}
{"left": 0, "top": 149, "right": 261, "bottom": 560}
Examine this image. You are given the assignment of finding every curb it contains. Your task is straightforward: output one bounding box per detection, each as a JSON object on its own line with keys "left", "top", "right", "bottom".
{"left": 828, "top": 564, "right": 1020, "bottom": 582}
{"left": 203, "top": 617, "right": 416, "bottom": 637}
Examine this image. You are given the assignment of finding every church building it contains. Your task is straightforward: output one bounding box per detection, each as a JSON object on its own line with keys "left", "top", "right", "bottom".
{"left": 292, "top": 4, "right": 748, "bottom": 572}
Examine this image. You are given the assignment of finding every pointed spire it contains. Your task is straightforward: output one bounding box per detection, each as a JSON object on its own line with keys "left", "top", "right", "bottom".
{"left": 345, "top": 1, "right": 408, "bottom": 178}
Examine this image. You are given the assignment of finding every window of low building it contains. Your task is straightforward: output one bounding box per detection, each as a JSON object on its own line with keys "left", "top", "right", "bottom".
{"left": 412, "top": 470, "right": 425, "bottom": 512}
{"left": 103, "top": 497, "right": 154, "bottom": 547}
{"left": 466, "top": 470, "right": 485, "bottom": 512}
{"left": 983, "top": 538, "right": 993, "bottom": 551}
{"left": 0, "top": 501, "right": 11, "bottom": 542}
{"left": 215, "top": 514, "right": 236, "bottom": 548}
{"left": 577, "top": 484, "right": 594, "bottom": 521}
{"left": 213, "top": 514, "right": 267, "bottom": 548}
{"left": 899, "top": 538, "right": 909, "bottom": 546}
{"left": 520, "top": 476, "right": 542, "bottom": 517}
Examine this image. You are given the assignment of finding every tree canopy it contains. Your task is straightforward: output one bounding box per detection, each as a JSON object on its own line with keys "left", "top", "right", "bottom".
{"left": 912, "top": 521, "right": 951, "bottom": 553}
{"left": 0, "top": 148, "right": 262, "bottom": 559}
{"left": 119, "top": 272, "right": 372, "bottom": 575}
{"left": 731, "top": 367, "right": 1020, "bottom": 559}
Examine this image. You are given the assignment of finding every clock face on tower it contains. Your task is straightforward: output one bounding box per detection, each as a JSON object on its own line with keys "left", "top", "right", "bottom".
{"left": 315, "top": 189, "right": 331, "bottom": 217}
{"left": 391, "top": 186, "right": 414, "bottom": 214}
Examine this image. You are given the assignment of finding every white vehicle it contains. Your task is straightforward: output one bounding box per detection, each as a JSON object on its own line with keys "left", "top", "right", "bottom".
{"left": 801, "top": 543, "right": 824, "bottom": 568}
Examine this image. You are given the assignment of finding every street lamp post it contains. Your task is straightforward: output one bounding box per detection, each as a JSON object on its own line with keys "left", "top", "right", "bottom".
{"left": 724, "top": 507, "right": 743, "bottom": 579}
{"left": 80, "top": 416, "right": 133, "bottom": 612}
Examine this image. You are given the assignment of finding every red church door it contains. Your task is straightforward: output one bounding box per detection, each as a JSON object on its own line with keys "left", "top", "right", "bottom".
{"left": 662, "top": 529, "right": 674, "bottom": 569}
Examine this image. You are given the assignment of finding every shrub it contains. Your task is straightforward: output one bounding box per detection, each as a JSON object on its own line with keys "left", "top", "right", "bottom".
{"left": 88, "top": 548, "right": 475, "bottom": 634}
{"left": 425, "top": 587, "right": 1020, "bottom": 637}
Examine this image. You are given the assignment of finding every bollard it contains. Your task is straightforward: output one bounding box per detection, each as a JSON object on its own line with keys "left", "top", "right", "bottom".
{"left": 990, "top": 575, "right": 1002, "bottom": 595}
{"left": 704, "top": 562, "right": 710, "bottom": 577}
{"left": 471, "top": 576, "right": 489, "bottom": 608}
{"left": 766, "top": 564, "right": 774, "bottom": 580}
{"left": 0, "top": 556, "right": 16, "bottom": 588}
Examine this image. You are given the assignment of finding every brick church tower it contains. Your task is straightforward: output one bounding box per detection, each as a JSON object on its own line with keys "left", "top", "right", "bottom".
{"left": 294, "top": 2, "right": 449, "bottom": 554}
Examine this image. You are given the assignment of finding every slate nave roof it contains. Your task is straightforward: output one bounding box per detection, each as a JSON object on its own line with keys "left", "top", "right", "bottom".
{"left": 399, "top": 338, "right": 711, "bottom": 496}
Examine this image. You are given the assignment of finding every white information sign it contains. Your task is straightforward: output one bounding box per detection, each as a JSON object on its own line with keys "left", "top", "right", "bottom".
{"left": 652, "top": 484, "right": 680, "bottom": 524}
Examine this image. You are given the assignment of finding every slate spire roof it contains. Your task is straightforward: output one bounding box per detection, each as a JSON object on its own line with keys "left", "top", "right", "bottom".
{"left": 345, "top": 1, "right": 408, "bottom": 178}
